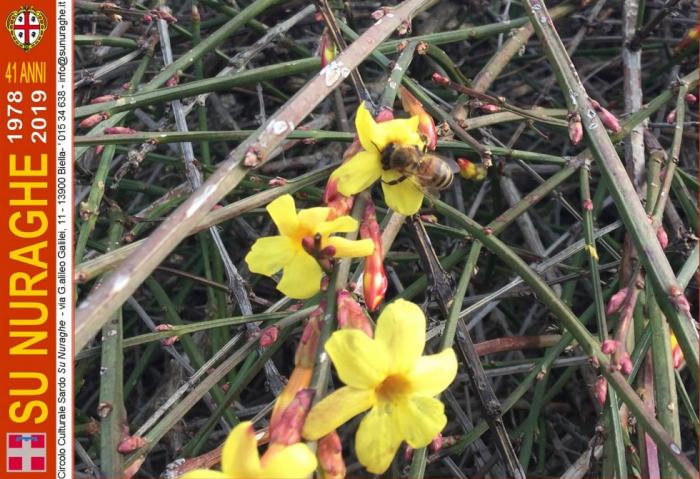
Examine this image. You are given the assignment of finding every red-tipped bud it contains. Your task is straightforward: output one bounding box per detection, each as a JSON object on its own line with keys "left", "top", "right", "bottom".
{"left": 619, "top": 353, "right": 633, "bottom": 375}
{"left": 582, "top": 199, "right": 593, "bottom": 211}
{"left": 399, "top": 87, "right": 437, "bottom": 150}
{"left": 601, "top": 339, "right": 619, "bottom": 355}
{"left": 593, "top": 104, "right": 622, "bottom": 133}
{"left": 431, "top": 72, "right": 450, "bottom": 86}
{"left": 456, "top": 158, "right": 487, "bottom": 181}
{"left": 685, "top": 93, "right": 697, "bottom": 104}
{"left": 419, "top": 214, "right": 438, "bottom": 224}
{"left": 295, "top": 310, "right": 323, "bottom": 368}
{"left": 594, "top": 376, "right": 607, "bottom": 406}
{"left": 323, "top": 177, "right": 354, "bottom": 220}
{"left": 79, "top": 113, "right": 108, "bottom": 129}
{"left": 117, "top": 434, "right": 147, "bottom": 454}
{"left": 479, "top": 103, "right": 501, "bottom": 113}
{"left": 317, "top": 432, "right": 346, "bottom": 479}
{"left": 397, "top": 19, "right": 411, "bottom": 36}
{"left": 657, "top": 226, "right": 669, "bottom": 249}
{"left": 95, "top": 145, "right": 105, "bottom": 155}
{"left": 430, "top": 433, "right": 443, "bottom": 453}
{"left": 337, "top": 291, "right": 373, "bottom": 337}
{"left": 666, "top": 109, "right": 677, "bottom": 124}
{"left": 269, "top": 177, "right": 288, "bottom": 187}
{"left": 360, "top": 201, "right": 387, "bottom": 312}
{"left": 319, "top": 28, "right": 337, "bottom": 68}
{"left": 104, "top": 126, "right": 137, "bottom": 135}
{"left": 154, "top": 324, "right": 179, "bottom": 346}
{"left": 672, "top": 292, "right": 692, "bottom": 318}
{"left": 301, "top": 236, "right": 317, "bottom": 256}
{"left": 90, "top": 94, "right": 118, "bottom": 104}
{"left": 143, "top": 14, "right": 152, "bottom": 23}
{"left": 671, "top": 334, "right": 684, "bottom": 369}
{"left": 269, "top": 389, "right": 315, "bottom": 446}
{"left": 374, "top": 107, "right": 395, "bottom": 123}
{"left": 403, "top": 445, "right": 414, "bottom": 462}
{"left": 259, "top": 326, "right": 279, "bottom": 348}
{"left": 166, "top": 74, "right": 180, "bottom": 87}
{"left": 606, "top": 287, "right": 629, "bottom": 315}
{"left": 568, "top": 112, "right": 583, "bottom": 145}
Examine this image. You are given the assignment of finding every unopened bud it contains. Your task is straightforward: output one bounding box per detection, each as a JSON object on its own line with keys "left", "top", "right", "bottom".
{"left": 319, "top": 28, "right": 337, "bottom": 68}
{"left": 104, "top": 126, "right": 137, "bottom": 135}
{"left": 479, "top": 103, "right": 501, "bottom": 113}
{"left": 399, "top": 87, "right": 437, "bottom": 150}
{"left": 456, "top": 158, "right": 487, "bottom": 181}
{"left": 166, "top": 74, "right": 180, "bottom": 87}
{"left": 657, "top": 226, "right": 669, "bottom": 249}
{"left": 371, "top": 8, "right": 388, "bottom": 20}
{"left": 568, "top": 112, "right": 583, "bottom": 145}
{"left": 619, "top": 353, "right": 633, "bottom": 375}
{"left": 397, "top": 19, "right": 411, "bottom": 36}
{"left": 404, "top": 445, "right": 414, "bottom": 462}
{"left": 666, "top": 109, "right": 677, "bottom": 124}
{"left": 90, "top": 94, "right": 118, "bottom": 104}
{"left": 685, "top": 93, "right": 698, "bottom": 104}
{"left": 582, "top": 199, "right": 593, "bottom": 211}
{"left": 154, "top": 324, "right": 179, "bottom": 346}
{"left": 430, "top": 433, "right": 443, "bottom": 453}
{"left": 259, "top": 326, "right": 279, "bottom": 348}
{"left": 323, "top": 176, "right": 354, "bottom": 220}
{"left": 375, "top": 107, "right": 395, "bottom": 123}
{"left": 268, "top": 177, "right": 287, "bottom": 187}
{"left": 79, "top": 113, "right": 108, "bottom": 129}
{"left": 593, "top": 103, "right": 622, "bottom": 133}
{"left": 431, "top": 72, "right": 450, "bottom": 86}
{"left": 317, "top": 432, "right": 346, "bottom": 479}
{"left": 337, "top": 291, "right": 373, "bottom": 337}
{"left": 269, "top": 389, "right": 315, "bottom": 446}
{"left": 117, "top": 434, "right": 146, "bottom": 453}
{"left": 671, "top": 334, "right": 684, "bottom": 369}
{"left": 601, "top": 339, "right": 619, "bottom": 355}
{"left": 360, "top": 201, "right": 387, "bottom": 312}
{"left": 295, "top": 310, "right": 323, "bottom": 368}
{"left": 594, "top": 376, "right": 607, "bottom": 406}
{"left": 606, "top": 287, "right": 629, "bottom": 315}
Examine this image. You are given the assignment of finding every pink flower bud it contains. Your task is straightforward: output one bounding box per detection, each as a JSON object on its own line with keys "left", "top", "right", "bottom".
{"left": 404, "top": 445, "right": 414, "bottom": 462}
{"left": 430, "top": 433, "right": 443, "bottom": 453}
{"left": 78, "top": 113, "right": 108, "bottom": 129}
{"left": 104, "top": 126, "right": 137, "bottom": 135}
{"left": 594, "top": 376, "right": 607, "bottom": 406}
{"left": 337, "top": 291, "right": 373, "bottom": 337}
{"left": 479, "top": 103, "right": 501, "bottom": 113}
{"left": 397, "top": 19, "right": 411, "bottom": 36}
{"left": 90, "top": 94, "right": 117, "bottom": 104}
{"left": 95, "top": 145, "right": 105, "bottom": 155}
{"left": 671, "top": 335, "right": 684, "bottom": 369}
{"left": 268, "top": 177, "right": 287, "bottom": 187}
{"left": 317, "top": 432, "right": 346, "bottom": 479}
{"left": 666, "top": 109, "right": 677, "bottom": 124}
{"left": 685, "top": 93, "right": 697, "bottom": 104}
{"left": 323, "top": 177, "right": 353, "bottom": 220}
{"left": 301, "top": 236, "right": 317, "bottom": 256}
{"left": 568, "top": 112, "right": 583, "bottom": 145}
{"left": 595, "top": 106, "right": 622, "bottom": 133}
{"left": 360, "top": 201, "right": 387, "bottom": 312}
{"left": 259, "top": 326, "right": 279, "bottom": 348}
{"left": 294, "top": 310, "right": 323, "bottom": 368}
{"left": 319, "top": 28, "right": 337, "bottom": 68}
{"left": 657, "top": 226, "right": 669, "bottom": 249}
{"left": 143, "top": 14, "right": 152, "bottom": 23}
{"left": 374, "top": 107, "right": 395, "bottom": 123}
{"left": 431, "top": 72, "right": 450, "bottom": 86}
{"left": 117, "top": 434, "right": 147, "bottom": 453}
{"left": 399, "top": 87, "right": 437, "bottom": 150}
{"left": 166, "top": 74, "right": 180, "bottom": 87}
{"left": 601, "top": 339, "right": 619, "bottom": 355}
{"left": 620, "top": 353, "right": 633, "bottom": 375}
{"left": 371, "top": 8, "right": 388, "bottom": 20}
{"left": 154, "top": 324, "right": 179, "bottom": 346}
{"left": 269, "top": 389, "right": 315, "bottom": 446}
{"left": 582, "top": 199, "right": 593, "bottom": 211}
{"left": 606, "top": 287, "right": 629, "bottom": 315}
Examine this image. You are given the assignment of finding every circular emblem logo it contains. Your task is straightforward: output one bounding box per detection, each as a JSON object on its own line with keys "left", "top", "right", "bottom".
{"left": 6, "top": 7, "right": 47, "bottom": 52}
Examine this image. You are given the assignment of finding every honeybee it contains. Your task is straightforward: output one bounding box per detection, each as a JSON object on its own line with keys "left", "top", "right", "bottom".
{"left": 380, "top": 143, "right": 454, "bottom": 191}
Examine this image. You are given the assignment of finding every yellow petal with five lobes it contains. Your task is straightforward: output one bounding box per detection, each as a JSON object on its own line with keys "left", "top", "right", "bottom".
{"left": 245, "top": 236, "right": 296, "bottom": 276}
{"left": 303, "top": 386, "right": 375, "bottom": 440}
{"left": 374, "top": 115, "right": 423, "bottom": 150}
{"left": 380, "top": 170, "right": 425, "bottom": 216}
{"left": 260, "top": 443, "right": 318, "bottom": 479}
{"left": 267, "top": 194, "right": 300, "bottom": 237}
{"left": 325, "top": 329, "right": 389, "bottom": 389}
{"left": 408, "top": 348, "right": 458, "bottom": 397}
{"left": 355, "top": 402, "right": 403, "bottom": 474}
{"left": 277, "top": 252, "right": 323, "bottom": 299}
{"left": 221, "top": 422, "right": 261, "bottom": 478}
{"left": 394, "top": 396, "right": 447, "bottom": 448}
{"left": 315, "top": 216, "right": 358, "bottom": 236}
{"left": 332, "top": 150, "right": 383, "bottom": 197}
{"left": 355, "top": 101, "right": 381, "bottom": 152}
{"left": 298, "top": 207, "right": 331, "bottom": 232}
{"left": 180, "top": 469, "right": 230, "bottom": 479}
{"left": 326, "top": 237, "right": 374, "bottom": 258}
{"left": 375, "top": 299, "right": 426, "bottom": 373}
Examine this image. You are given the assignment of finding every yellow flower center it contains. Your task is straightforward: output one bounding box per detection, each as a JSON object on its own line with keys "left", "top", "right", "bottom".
{"left": 376, "top": 374, "right": 412, "bottom": 403}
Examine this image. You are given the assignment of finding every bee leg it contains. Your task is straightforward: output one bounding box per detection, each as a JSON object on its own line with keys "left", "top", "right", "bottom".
{"left": 382, "top": 175, "right": 408, "bottom": 186}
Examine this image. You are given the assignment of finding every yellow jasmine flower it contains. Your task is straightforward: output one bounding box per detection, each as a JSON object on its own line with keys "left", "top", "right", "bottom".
{"left": 182, "top": 421, "right": 317, "bottom": 479}
{"left": 302, "top": 299, "right": 458, "bottom": 474}
{"left": 245, "top": 194, "right": 374, "bottom": 299}
{"left": 330, "top": 102, "right": 426, "bottom": 215}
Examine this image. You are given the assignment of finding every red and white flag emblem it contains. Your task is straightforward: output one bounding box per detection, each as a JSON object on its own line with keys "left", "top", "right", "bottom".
{"left": 5, "top": 7, "right": 47, "bottom": 52}
{"left": 6, "top": 433, "right": 46, "bottom": 472}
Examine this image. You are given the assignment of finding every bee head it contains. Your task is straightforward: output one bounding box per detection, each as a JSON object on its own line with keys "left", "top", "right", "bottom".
{"left": 380, "top": 142, "right": 396, "bottom": 170}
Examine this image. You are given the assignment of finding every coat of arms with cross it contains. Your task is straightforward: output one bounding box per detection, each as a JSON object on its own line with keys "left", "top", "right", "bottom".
{"left": 5, "top": 6, "right": 47, "bottom": 52}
